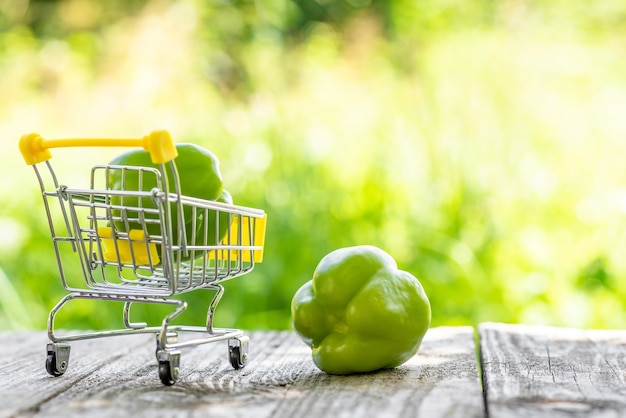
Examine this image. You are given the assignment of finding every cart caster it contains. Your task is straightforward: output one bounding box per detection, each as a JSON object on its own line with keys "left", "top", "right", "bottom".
{"left": 228, "top": 336, "right": 249, "bottom": 369}
{"left": 45, "top": 343, "right": 71, "bottom": 377}
{"left": 156, "top": 349, "right": 180, "bottom": 386}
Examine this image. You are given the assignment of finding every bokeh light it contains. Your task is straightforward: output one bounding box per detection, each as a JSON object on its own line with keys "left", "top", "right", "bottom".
{"left": 1, "top": 0, "right": 625, "bottom": 331}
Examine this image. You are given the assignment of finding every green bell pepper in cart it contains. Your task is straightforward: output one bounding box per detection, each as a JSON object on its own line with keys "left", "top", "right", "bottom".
{"left": 107, "top": 143, "right": 231, "bottom": 261}
{"left": 291, "top": 245, "right": 431, "bottom": 374}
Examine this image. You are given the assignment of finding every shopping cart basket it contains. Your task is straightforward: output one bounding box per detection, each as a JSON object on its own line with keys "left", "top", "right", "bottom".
{"left": 19, "top": 130, "right": 267, "bottom": 385}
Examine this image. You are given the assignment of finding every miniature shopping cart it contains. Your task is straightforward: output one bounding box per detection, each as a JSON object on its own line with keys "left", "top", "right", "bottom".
{"left": 19, "top": 130, "right": 267, "bottom": 385}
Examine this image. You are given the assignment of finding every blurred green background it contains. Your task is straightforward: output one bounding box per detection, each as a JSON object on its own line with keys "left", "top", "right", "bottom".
{"left": 1, "top": 0, "right": 625, "bottom": 332}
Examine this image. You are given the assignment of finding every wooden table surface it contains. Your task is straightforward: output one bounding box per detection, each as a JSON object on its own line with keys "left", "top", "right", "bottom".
{"left": 1, "top": 323, "right": 624, "bottom": 418}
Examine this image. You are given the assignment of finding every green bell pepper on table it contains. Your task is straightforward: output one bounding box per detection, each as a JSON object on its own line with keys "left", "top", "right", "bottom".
{"left": 291, "top": 245, "right": 431, "bottom": 375}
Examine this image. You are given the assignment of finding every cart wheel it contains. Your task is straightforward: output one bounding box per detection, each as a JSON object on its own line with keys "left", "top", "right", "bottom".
{"left": 156, "top": 349, "right": 180, "bottom": 386}
{"left": 228, "top": 336, "right": 249, "bottom": 369}
{"left": 46, "top": 353, "right": 63, "bottom": 377}
{"left": 158, "top": 361, "right": 177, "bottom": 386}
{"left": 45, "top": 343, "right": 70, "bottom": 377}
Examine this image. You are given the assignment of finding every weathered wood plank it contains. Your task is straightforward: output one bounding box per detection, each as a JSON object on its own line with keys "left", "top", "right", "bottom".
{"left": 480, "top": 322, "right": 626, "bottom": 418}
{"left": 0, "top": 332, "right": 153, "bottom": 418}
{"left": 3, "top": 326, "right": 483, "bottom": 417}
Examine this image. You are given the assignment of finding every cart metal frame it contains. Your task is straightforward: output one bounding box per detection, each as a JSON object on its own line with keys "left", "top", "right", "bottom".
{"left": 20, "top": 131, "right": 266, "bottom": 385}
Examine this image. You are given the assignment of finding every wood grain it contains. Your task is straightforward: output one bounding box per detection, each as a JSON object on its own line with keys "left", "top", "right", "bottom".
{"left": 0, "top": 326, "right": 483, "bottom": 418}
{"left": 0, "top": 331, "right": 153, "bottom": 418}
{"left": 479, "top": 322, "right": 626, "bottom": 418}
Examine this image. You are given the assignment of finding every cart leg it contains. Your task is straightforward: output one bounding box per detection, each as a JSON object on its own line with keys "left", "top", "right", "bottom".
{"left": 123, "top": 301, "right": 148, "bottom": 329}
{"left": 228, "top": 336, "right": 249, "bottom": 369}
{"left": 154, "top": 331, "right": 179, "bottom": 354}
{"left": 46, "top": 343, "right": 71, "bottom": 377}
{"left": 206, "top": 284, "right": 224, "bottom": 334}
{"left": 156, "top": 299, "right": 187, "bottom": 351}
{"left": 47, "top": 293, "right": 77, "bottom": 343}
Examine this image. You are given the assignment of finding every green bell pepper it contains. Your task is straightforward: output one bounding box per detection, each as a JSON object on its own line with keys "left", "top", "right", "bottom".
{"left": 107, "top": 143, "right": 231, "bottom": 261}
{"left": 291, "top": 245, "right": 431, "bottom": 374}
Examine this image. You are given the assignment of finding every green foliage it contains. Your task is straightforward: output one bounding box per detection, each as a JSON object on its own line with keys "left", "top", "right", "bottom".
{"left": 1, "top": 0, "right": 626, "bottom": 332}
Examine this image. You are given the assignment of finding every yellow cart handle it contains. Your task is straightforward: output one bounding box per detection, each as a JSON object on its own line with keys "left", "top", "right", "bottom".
{"left": 19, "top": 130, "right": 178, "bottom": 165}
